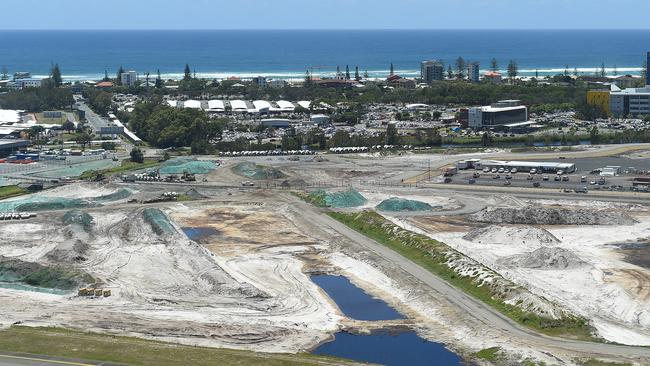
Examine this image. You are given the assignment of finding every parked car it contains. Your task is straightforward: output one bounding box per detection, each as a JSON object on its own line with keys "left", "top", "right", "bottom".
{"left": 554, "top": 176, "right": 561, "bottom": 181}
{"left": 527, "top": 175, "right": 534, "bottom": 180}
{"left": 510, "top": 168, "right": 518, "bottom": 174}
{"left": 543, "top": 175, "right": 550, "bottom": 181}
{"left": 468, "top": 179, "right": 476, "bottom": 184}
{"left": 533, "top": 182, "right": 541, "bottom": 187}
{"left": 493, "top": 174, "right": 501, "bottom": 179}
{"left": 562, "top": 176, "right": 570, "bottom": 182}
{"left": 530, "top": 168, "right": 537, "bottom": 174}
{"left": 581, "top": 176, "right": 587, "bottom": 183}
{"left": 504, "top": 181, "right": 511, "bottom": 186}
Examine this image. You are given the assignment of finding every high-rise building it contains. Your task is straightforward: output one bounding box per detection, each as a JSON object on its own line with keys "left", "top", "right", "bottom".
{"left": 646, "top": 51, "right": 650, "bottom": 86}
{"left": 121, "top": 71, "right": 137, "bottom": 87}
{"left": 468, "top": 62, "right": 480, "bottom": 83}
{"left": 421, "top": 60, "right": 444, "bottom": 83}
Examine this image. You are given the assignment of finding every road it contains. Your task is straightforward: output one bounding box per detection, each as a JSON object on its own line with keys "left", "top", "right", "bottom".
{"left": 74, "top": 99, "right": 108, "bottom": 134}
{"left": 289, "top": 195, "right": 650, "bottom": 363}
{"left": 0, "top": 352, "right": 121, "bottom": 366}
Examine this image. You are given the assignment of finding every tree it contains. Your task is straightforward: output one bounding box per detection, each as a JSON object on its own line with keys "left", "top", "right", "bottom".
{"left": 600, "top": 62, "right": 606, "bottom": 78}
{"left": 75, "top": 131, "right": 94, "bottom": 151}
{"left": 345, "top": 65, "right": 350, "bottom": 80}
{"left": 589, "top": 126, "right": 600, "bottom": 145}
{"left": 563, "top": 65, "right": 569, "bottom": 76}
{"left": 385, "top": 123, "right": 399, "bottom": 145}
{"left": 364, "top": 70, "right": 369, "bottom": 79}
{"left": 116, "top": 66, "right": 125, "bottom": 85}
{"left": 490, "top": 58, "right": 498, "bottom": 72}
{"left": 0, "top": 65, "right": 7, "bottom": 80}
{"left": 62, "top": 120, "right": 75, "bottom": 132}
{"left": 507, "top": 60, "right": 518, "bottom": 82}
{"left": 455, "top": 57, "right": 466, "bottom": 79}
{"left": 130, "top": 147, "right": 144, "bottom": 163}
{"left": 642, "top": 60, "right": 648, "bottom": 83}
{"left": 183, "top": 64, "right": 192, "bottom": 81}
{"left": 103, "top": 70, "right": 110, "bottom": 82}
{"left": 354, "top": 66, "right": 360, "bottom": 81}
{"left": 304, "top": 70, "right": 312, "bottom": 85}
{"left": 481, "top": 131, "right": 493, "bottom": 146}
{"left": 155, "top": 69, "right": 163, "bottom": 88}
{"left": 613, "top": 65, "right": 618, "bottom": 76}
{"left": 389, "top": 62, "right": 394, "bottom": 76}
{"left": 573, "top": 67, "right": 579, "bottom": 77}
{"left": 446, "top": 65, "right": 453, "bottom": 79}
{"left": 51, "top": 64, "right": 63, "bottom": 87}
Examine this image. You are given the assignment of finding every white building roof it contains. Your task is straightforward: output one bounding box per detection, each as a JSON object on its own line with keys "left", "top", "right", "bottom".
{"left": 166, "top": 100, "right": 178, "bottom": 108}
{"left": 480, "top": 105, "right": 527, "bottom": 113}
{"left": 297, "top": 101, "right": 311, "bottom": 109}
{"left": 184, "top": 100, "right": 202, "bottom": 109}
{"left": 611, "top": 85, "right": 650, "bottom": 95}
{"left": 0, "top": 109, "right": 21, "bottom": 124}
{"left": 276, "top": 100, "right": 295, "bottom": 111}
{"left": 207, "top": 100, "right": 225, "bottom": 111}
{"left": 253, "top": 100, "right": 271, "bottom": 112}
{"left": 230, "top": 100, "right": 248, "bottom": 111}
{"left": 481, "top": 160, "right": 575, "bottom": 169}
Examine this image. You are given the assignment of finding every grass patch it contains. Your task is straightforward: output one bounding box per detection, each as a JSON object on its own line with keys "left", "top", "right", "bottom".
{"left": 474, "top": 347, "right": 501, "bottom": 362}
{"left": 35, "top": 112, "right": 68, "bottom": 125}
{"left": 79, "top": 158, "right": 159, "bottom": 180}
{"left": 0, "top": 326, "right": 355, "bottom": 366}
{"left": 580, "top": 359, "right": 632, "bottom": 366}
{"left": 0, "top": 185, "right": 28, "bottom": 200}
{"left": 327, "top": 211, "right": 596, "bottom": 341}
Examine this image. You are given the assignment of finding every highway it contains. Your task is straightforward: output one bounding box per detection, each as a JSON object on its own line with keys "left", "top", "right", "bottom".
{"left": 290, "top": 195, "right": 650, "bottom": 363}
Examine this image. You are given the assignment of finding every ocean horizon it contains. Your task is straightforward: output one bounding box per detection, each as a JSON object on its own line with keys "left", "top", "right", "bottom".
{"left": 0, "top": 29, "right": 648, "bottom": 81}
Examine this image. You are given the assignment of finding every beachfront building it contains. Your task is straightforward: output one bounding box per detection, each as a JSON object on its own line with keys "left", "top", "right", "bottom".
{"left": 468, "top": 62, "right": 480, "bottom": 83}
{"left": 252, "top": 76, "right": 267, "bottom": 87}
{"left": 269, "top": 79, "right": 288, "bottom": 88}
{"left": 7, "top": 78, "right": 42, "bottom": 90}
{"left": 468, "top": 100, "right": 528, "bottom": 129}
{"left": 421, "top": 60, "right": 444, "bottom": 83}
{"left": 121, "top": 71, "right": 137, "bottom": 87}
{"left": 386, "top": 74, "right": 416, "bottom": 89}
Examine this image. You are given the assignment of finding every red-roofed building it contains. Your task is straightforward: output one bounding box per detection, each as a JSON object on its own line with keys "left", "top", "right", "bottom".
{"left": 484, "top": 71, "right": 502, "bottom": 84}
{"left": 95, "top": 81, "right": 114, "bottom": 90}
{"left": 386, "top": 74, "right": 415, "bottom": 89}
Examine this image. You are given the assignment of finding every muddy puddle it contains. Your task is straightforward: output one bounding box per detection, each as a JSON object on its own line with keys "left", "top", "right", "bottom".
{"left": 181, "top": 227, "right": 221, "bottom": 243}
{"left": 609, "top": 242, "right": 650, "bottom": 269}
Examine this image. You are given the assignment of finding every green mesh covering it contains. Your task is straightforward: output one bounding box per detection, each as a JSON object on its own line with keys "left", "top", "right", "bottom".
{"left": 232, "top": 162, "right": 285, "bottom": 180}
{"left": 94, "top": 188, "right": 132, "bottom": 202}
{"left": 62, "top": 210, "right": 94, "bottom": 228}
{"left": 159, "top": 157, "right": 216, "bottom": 175}
{"left": 0, "top": 257, "right": 92, "bottom": 292}
{"left": 376, "top": 197, "right": 433, "bottom": 212}
{"left": 143, "top": 208, "right": 176, "bottom": 235}
{"left": 0, "top": 196, "right": 96, "bottom": 213}
{"left": 308, "top": 188, "right": 367, "bottom": 208}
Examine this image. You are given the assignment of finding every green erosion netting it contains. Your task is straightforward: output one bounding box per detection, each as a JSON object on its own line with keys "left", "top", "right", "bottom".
{"left": 308, "top": 188, "right": 367, "bottom": 208}
{"left": 30, "top": 159, "right": 119, "bottom": 179}
{"left": 376, "top": 197, "right": 433, "bottom": 212}
{"left": 159, "top": 157, "right": 217, "bottom": 174}
{"left": 93, "top": 188, "right": 132, "bottom": 202}
{"left": 62, "top": 210, "right": 94, "bottom": 228}
{"left": 0, "top": 197, "right": 97, "bottom": 213}
{"left": 0, "top": 257, "right": 92, "bottom": 292}
{"left": 232, "top": 162, "right": 285, "bottom": 180}
{"left": 0, "top": 188, "right": 132, "bottom": 213}
{"left": 143, "top": 208, "right": 176, "bottom": 235}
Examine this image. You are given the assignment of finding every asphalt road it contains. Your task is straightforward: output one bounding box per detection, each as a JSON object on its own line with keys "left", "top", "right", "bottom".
{"left": 290, "top": 195, "right": 650, "bottom": 363}
{"left": 75, "top": 100, "right": 108, "bottom": 133}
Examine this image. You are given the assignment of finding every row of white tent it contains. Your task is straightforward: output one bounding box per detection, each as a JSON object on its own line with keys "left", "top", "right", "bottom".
{"left": 329, "top": 145, "right": 413, "bottom": 153}
{"left": 219, "top": 150, "right": 315, "bottom": 156}
{"left": 166, "top": 100, "right": 314, "bottom": 113}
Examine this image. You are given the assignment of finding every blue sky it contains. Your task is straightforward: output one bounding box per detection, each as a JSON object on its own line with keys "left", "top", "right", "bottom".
{"left": 4, "top": 0, "right": 649, "bottom": 30}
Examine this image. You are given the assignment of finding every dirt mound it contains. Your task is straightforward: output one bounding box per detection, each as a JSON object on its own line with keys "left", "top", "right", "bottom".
{"left": 463, "top": 225, "right": 560, "bottom": 246}
{"left": 499, "top": 247, "right": 588, "bottom": 270}
{"left": 471, "top": 207, "right": 637, "bottom": 225}
{"left": 0, "top": 256, "right": 93, "bottom": 290}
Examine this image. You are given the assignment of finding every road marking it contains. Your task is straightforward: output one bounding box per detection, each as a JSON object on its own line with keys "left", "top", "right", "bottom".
{"left": 0, "top": 354, "right": 94, "bottom": 366}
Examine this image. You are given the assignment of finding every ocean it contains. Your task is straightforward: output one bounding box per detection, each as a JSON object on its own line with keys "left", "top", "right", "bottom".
{"left": 0, "top": 30, "right": 648, "bottom": 81}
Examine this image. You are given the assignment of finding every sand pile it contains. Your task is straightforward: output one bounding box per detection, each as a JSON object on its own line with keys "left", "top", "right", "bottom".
{"left": 463, "top": 225, "right": 560, "bottom": 246}
{"left": 499, "top": 247, "right": 588, "bottom": 270}
{"left": 471, "top": 207, "right": 637, "bottom": 225}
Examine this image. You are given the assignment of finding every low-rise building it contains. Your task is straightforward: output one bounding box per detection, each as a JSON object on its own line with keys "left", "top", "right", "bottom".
{"left": 483, "top": 71, "right": 502, "bottom": 84}
{"left": 468, "top": 100, "right": 528, "bottom": 129}
{"left": 587, "top": 89, "right": 611, "bottom": 115}
{"left": 386, "top": 74, "right": 416, "bottom": 89}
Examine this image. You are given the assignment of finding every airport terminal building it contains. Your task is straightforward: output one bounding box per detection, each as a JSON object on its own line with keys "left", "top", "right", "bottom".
{"left": 457, "top": 159, "right": 576, "bottom": 174}
{"left": 468, "top": 100, "right": 528, "bottom": 129}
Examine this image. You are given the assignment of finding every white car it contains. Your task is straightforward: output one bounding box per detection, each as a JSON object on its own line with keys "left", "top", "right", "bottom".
{"left": 510, "top": 168, "right": 518, "bottom": 174}
{"left": 483, "top": 167, "right": 490, "bottom": 173}
{"left": 530, "top": 168, "right": 537, "bottom": 174}
{"left": 497, "top": 168, "right": 505, "bottom": 174}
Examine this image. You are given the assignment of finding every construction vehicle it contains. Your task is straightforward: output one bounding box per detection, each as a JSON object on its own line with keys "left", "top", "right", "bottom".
{"left": 181, "top": 171, "right": 196, "bottom": 182}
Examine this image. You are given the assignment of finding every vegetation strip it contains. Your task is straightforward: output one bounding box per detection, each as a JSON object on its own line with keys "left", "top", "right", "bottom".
{"left": 327, "top": 211, "right": 596, "bottom": 340}
{"left": 0, "top": 326, "right": 359, "bottom": 366}
{"left": 79, "top": 159, "right": 159, "bottom": 180}
{"left": 0, "top": 185, "right": 28, "bottom": 200}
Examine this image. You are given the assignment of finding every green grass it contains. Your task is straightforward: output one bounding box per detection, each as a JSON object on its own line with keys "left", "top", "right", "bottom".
{"left": 79, "top": 159, "right": 160, "bottom": 180}
{"left": 580, "top": 359, "right": 633, "bottom": 366}
{"left": 0, "top": 326, "right": 357, "bottom": 366}
{"left": 0, "top": 185, "right": 28, "bottom": 200}
{"left": 474, "top": 347, "right": 501, "bottom": 362}
{"left": 327, "top": 211, "right": 596, "bottom": 341}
